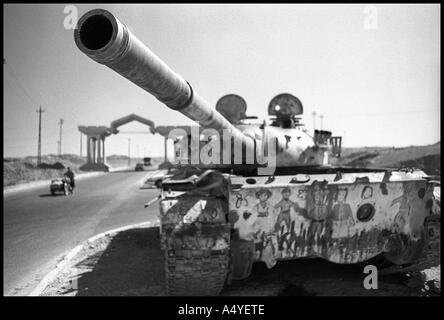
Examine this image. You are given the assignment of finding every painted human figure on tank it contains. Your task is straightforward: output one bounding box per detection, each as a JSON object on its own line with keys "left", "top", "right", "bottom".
{"left": 250, "top": 189, "right": 274, "bottom": 240}
{"left": 306, "top": 182, "right": 331, "bottom": 242}
{"left": 331, "top": 188, "right": 354, "bottom": 224}
{"left": 274, "top": 187, "right": 301, "bottom": 232}
{"left": 328, "top": 188, "right": 355, "bottom": 239}
{"left": 390, "top": 182, "right": 413, "bottom": 231}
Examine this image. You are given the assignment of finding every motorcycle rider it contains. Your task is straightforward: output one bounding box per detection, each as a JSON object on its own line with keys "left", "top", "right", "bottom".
{"left": 64, "top": 167, "right": 75, "bottom": 193}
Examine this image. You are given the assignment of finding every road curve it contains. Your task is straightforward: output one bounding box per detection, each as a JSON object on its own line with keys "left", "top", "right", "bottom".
{"left": 3, "top": 170, "right": 160, "bottom": 296}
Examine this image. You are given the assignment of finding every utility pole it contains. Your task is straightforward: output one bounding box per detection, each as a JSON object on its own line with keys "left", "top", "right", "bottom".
{"left": 58, "top": 119, "right": 64, "bottom": 156}
{"left": 36, "top": 106, "right": 45, "bottom": 166}
{"left": 319, "top": 114, "right": 324, "bottom": 130}
{"left": 80, "top": 132, "right": 82, "bottom": 157}
{"left": 312, "top": 111, "right": 317, "bottom": 132}
{"left": 128, "top": 138, "right": 131, "bottom": 166}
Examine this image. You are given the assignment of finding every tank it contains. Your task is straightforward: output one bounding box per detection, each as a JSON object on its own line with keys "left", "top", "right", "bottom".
{"left": 74, "top": 9, "right": 440, "bottom": 296}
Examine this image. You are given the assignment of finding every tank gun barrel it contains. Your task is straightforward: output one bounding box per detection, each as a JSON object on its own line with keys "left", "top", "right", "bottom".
{"left": 74, "top": 9, "right": 253, "bottom": 154}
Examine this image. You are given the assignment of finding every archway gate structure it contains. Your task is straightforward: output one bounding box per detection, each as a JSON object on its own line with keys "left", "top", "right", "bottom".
{"left": 78, "top": 114, "right": 157, "bottom": 171}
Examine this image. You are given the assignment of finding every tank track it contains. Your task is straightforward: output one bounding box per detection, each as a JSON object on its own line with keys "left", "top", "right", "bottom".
{"left": 165, "top": 249, "right": 229, "bottom": 296}
{"left": 379, "top": 214, "right": 440, "bottom": 275}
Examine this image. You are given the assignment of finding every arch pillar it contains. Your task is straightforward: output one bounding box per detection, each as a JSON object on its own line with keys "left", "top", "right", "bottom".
{"left": 78, "top": 126, "right": 110, "bottom": 172}
{"left": 102, "top": 137, "right": 106, "bottom": 165}
{"left": 87, "top": 136, "right": 91, "bottom": 163}
{"left": 97, "top": 138, "right": 101, "bottom": 164}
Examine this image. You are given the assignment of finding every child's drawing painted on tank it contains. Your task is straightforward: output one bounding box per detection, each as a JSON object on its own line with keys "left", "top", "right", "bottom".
{"left": 306, "top": 182, "right": 331, "bottom": 241}
{"left": 306, "top": 182, "right": 330, "bottom": 220}
{"left": 254, "top": 231, "right": 266, "bottom": 259}
{"left": 331, "top": 188, "right": 354, "bottom": 224}
{"left": 261, "top": 234, "right": 280, "bottom": 268}
{"left": 295, "top": 188, "right": 309, "bottom": 218}
{"left": 329, "top": 188, "right": 355, "bottom": 239}
{"left": 297, "top": 188, "right": 308, "bottom": 200}
{"left": 254, "top": 188, "right": 272, "bottom": 217}
{"left": 250, "top": 188, "right": 273, "bottom": 240}
{"left": 390, "top": 182, "right": 414, "bottom": 231}
{"left": 361, "top": 186, "right": 373, "bottom": 200}
{"left": 273, "top": 187, "right": 302, "bottom": 232}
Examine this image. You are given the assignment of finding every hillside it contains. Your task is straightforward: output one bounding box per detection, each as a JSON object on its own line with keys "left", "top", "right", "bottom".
{"left": 338, "top": 142, "right": 440, "bottom": 175}
{"left": 4, "top": 143, "right": 440, "bottom": 187}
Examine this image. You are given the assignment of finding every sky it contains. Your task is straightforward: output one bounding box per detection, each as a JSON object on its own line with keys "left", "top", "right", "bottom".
{"left": 3, "top": 4, "right": 440, "bottom": 158}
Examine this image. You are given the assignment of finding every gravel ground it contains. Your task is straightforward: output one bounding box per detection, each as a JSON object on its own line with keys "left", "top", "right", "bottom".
{"left": 41, "top": 226, "right": 440, "bottom": 296}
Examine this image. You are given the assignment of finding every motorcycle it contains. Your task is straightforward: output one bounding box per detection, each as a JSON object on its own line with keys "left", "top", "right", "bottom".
{"left": 50, "top": 177, "right": 73, "bottom": 196}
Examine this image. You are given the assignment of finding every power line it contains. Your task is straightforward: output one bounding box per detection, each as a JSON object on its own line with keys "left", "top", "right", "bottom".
{"left": 5, "top": 60, "right": 85, "bottom": 127}
{"left": 3, "top": 77, "right": 39, "bottom": 112}
{"left": 4, "top": 61, "right": 41, "bottom": 106}
{"left": 5, "top": 60, "right": 79, "bottom": 152}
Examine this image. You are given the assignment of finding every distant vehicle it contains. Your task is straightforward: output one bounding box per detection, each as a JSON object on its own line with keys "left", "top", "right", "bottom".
{"left": 50, "top": 177, "right": 72, "bottom": 196}
{"left": 142, "top": 168, "right": 176, "bottom": 189}
{"left": 143, "top": 157, "right": 152, "bottom": 166}
{"left": 135, "top": 163, "right": 144, "bottom": 171}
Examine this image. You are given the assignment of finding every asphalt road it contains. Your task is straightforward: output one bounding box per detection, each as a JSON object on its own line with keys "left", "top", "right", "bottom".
{"left": 3, "top": 170, "right": 160, "bottom": 296}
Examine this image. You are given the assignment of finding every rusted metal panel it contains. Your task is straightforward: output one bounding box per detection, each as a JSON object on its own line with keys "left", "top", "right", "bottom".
{"left": 228, "top": 170, "right": 433, "bottom": 268}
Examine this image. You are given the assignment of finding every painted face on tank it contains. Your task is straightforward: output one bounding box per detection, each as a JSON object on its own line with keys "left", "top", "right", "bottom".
{"left": 337, "top": 189, "right": 347, "bottom": 203}
{"left": 256, "top": 189, "right": 272, "bottom": 203}
{"left": 361, "top": 186, "right": 373, "bottom": 199}
{"left": 259, "top": 193, "right": 269, "bottom": 203}
{"left": 313, "top": 185, "right": 323, "bottom": 203}
{"left": 282, "top": 188, "right": 291, "bottom": 200}
{"left": 403, "top": 183, "right": 414, "bottom": 195}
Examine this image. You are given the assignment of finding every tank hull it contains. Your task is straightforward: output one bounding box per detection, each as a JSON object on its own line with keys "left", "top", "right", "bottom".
{"left": 158, "top": 168, "right": 438, "bottom": 294}
{"left": 228, "top": 170, "right": 434, "bottom": 267}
